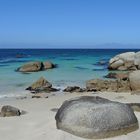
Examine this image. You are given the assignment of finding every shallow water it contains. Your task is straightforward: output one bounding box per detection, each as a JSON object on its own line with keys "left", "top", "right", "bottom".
{"left": 0, "top": 49, "right": 139, "bottom": 98}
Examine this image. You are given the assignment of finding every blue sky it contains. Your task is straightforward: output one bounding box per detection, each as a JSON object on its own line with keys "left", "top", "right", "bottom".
{"left": 0, "top": 0, "right": 140, "bottom": 48}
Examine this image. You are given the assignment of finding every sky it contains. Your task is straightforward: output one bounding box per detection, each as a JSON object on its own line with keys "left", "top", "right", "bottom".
{"left": 0, "top": 0, "right": 140, "bottom": 48}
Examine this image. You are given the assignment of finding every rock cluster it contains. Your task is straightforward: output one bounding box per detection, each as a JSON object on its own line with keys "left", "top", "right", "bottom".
{"left": 55, "top": 96, "right": 138, "bottom": 139}
{"left": 17, "top": 61, "right": 56, "bottom": 72}
{"left": 86, "top": 79, "right": 130, "bottom": 92}
{"left": 87, "top": 70, "right": 140, "bottom": 93}
{"left": 108, "top": 52, "right": 140, "bottom": 71}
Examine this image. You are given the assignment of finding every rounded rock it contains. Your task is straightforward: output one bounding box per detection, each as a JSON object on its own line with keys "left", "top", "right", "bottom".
{"left": 55, "top": 96, "right": 138, "bottom": 139}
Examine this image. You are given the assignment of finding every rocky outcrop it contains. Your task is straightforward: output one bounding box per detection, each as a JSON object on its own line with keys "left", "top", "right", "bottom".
{"left": 26, "top": 77, "right": 58, "bottom": 93}
{"left": 86, "top": 79, "right": 117, "bottom": 92}
{"left": 55, "top": 96, "right": 138, "bottom": 139}
{"left": 87, "top": 70, "right": 140, "bottom": 92}
{"left": 86, "top": 77, "right": 131, "bottom": 92}
{"left": 63, "top": 86, "right": 85, "bottom": 93}
{"left": 0, "top": 105, "right": 21, "bottom": 117}
{"left": 17, "top": 61, "right": 56, "bottom": 72}
{"left": 108, "top": 52, "right": 138, "bottom": 71}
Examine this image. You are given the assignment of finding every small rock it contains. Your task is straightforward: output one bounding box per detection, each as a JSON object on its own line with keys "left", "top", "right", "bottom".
{"left": 63, "top": 86, "right": 85, "bottom": 93}
{"left": 0, "top": 105, "right": 21, "bottom": 117}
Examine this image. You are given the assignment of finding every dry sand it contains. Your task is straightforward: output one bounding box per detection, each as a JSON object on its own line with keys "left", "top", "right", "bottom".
{"left": 0, "top": 92, "right": 140, "bottom": 140}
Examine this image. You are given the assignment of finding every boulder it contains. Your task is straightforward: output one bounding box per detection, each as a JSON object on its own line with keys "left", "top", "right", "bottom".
{"left": 43, "top": 61, "right": 55, "bottom": 69}
{"left": 109, "top": 52, "right": 136, "bottom": 70}
{"left": 124, "top": 61, "right": 137, "bottom": 70}
{"left": 26, "top": 77, "right": 52, "bottom": 91}
{"left": 117, "top": 66, "right": 128, "bottom": 71}
{"left": 26, "top": 77, "right": 58, "bottom": 93}
{"left": 17, "top": 61, "right": 43, "bottom": 72}
{"left": 63, "top": 86, "right": 85, "bottom": 93}
{"left": 117, "top": 52, "right": 135, "bottom": 61}
{"left": 55, "top": 96, "right": 138, "bottom": 139}
{"left": 109, "top": 59, "right": 124, "bottom": 69}
{"left": 0, "top": 105, "right": 21, "bottom": 117}
{"left": 17, "top": 61, "right": 56, "bottom": 72}
{"left": 129, "top": 70, "right": 140, "bottom": 91}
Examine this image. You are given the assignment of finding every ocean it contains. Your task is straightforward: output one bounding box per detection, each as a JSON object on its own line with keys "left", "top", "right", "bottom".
{"left": 0, "top": 49, "right": 139, "bottom": 98}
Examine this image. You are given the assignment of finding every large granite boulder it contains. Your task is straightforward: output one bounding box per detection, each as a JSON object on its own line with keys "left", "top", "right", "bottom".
{"left": 17, "top": 61, "right": 43, "bottom": 72}
{"left": 0, "top": 105, "right": 21, "bottom": 117}
{"left": 109, "top": 52, "right": 136, "bottom": 70}
{"left": 55, "top": 96, "right": 138, "bottom": 139}
{"left": 129, "top": 70, "right": 140, "bottom": 91}
{"left": 26, "top": 77, "right": 58, "bottom": 93}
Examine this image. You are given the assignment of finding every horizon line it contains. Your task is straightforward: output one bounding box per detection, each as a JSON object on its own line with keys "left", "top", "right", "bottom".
{"left": 0, "top": 47, "right": 140, "bottom": 49}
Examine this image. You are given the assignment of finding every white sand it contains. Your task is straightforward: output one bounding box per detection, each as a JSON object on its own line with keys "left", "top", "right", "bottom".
{"left": 0, "top": 92, "right": 140, "bottom": 140}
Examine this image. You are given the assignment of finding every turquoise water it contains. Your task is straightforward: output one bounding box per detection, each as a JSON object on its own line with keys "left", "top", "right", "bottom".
{"left": 0, "top": 49, "right": 139, "bottom": 97}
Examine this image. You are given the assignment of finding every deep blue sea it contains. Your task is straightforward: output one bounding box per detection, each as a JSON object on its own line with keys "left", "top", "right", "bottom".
{"left": 0, "top": 49, "right": 139, "bottom": 98}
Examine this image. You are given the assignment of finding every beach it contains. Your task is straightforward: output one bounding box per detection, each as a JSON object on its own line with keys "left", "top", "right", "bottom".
{"left": 0, "top": 91, "right": 140, "bottom": 140}
{"left": 1, "top": 0, "right": 140, "bottom": 139}
{"left": 0, "top": 49, "right": 140, "bottom": 139}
